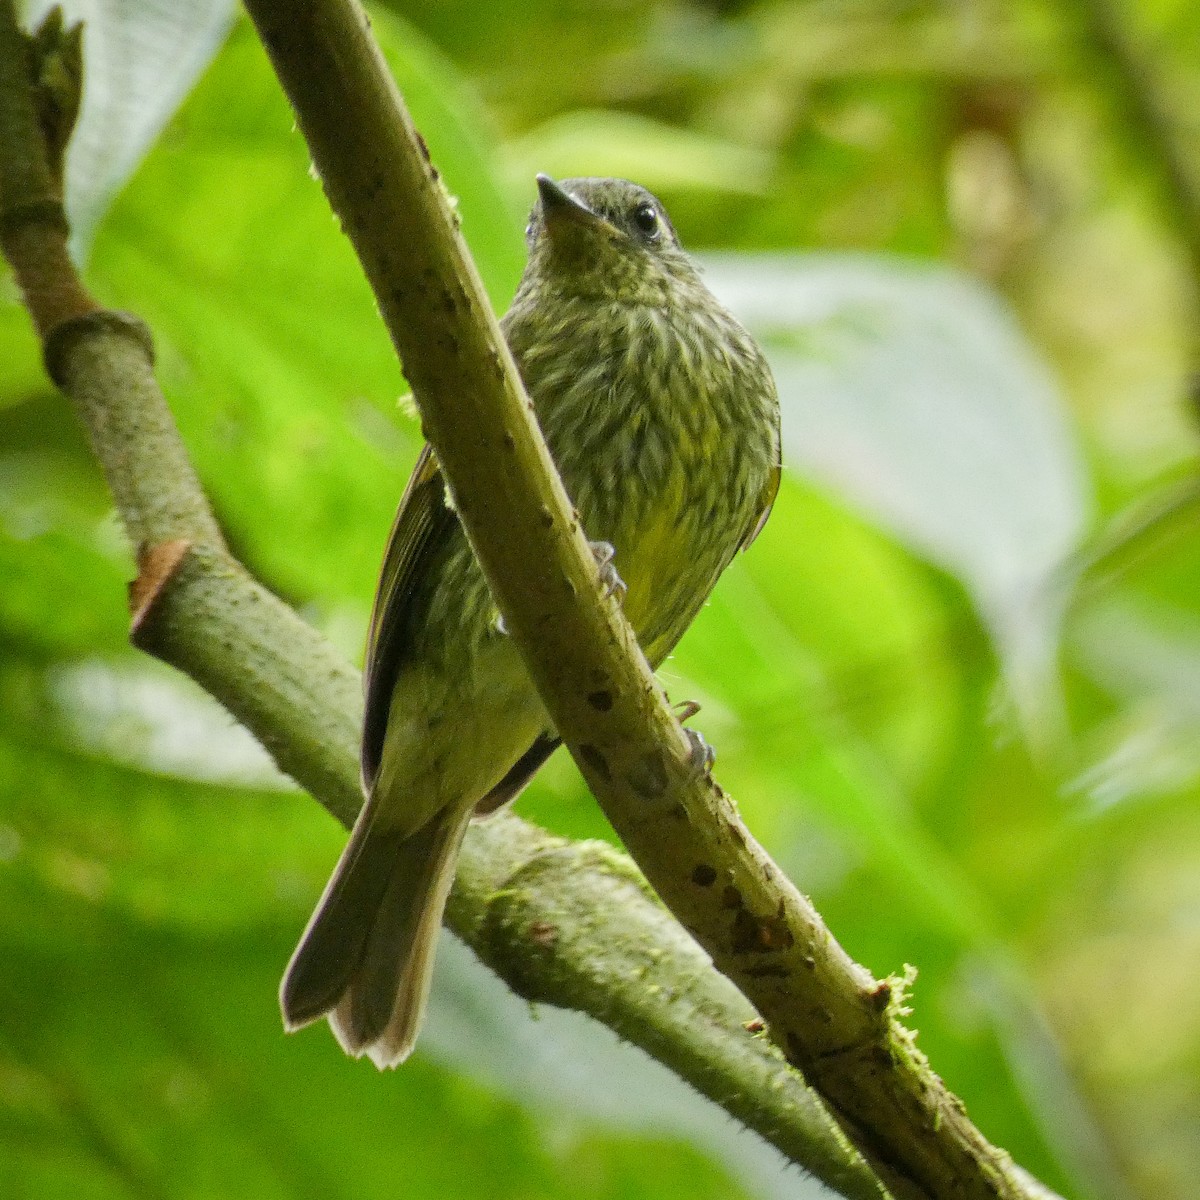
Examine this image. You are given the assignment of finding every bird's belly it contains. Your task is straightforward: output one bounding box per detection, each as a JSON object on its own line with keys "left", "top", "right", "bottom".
{"left": 374, "top": 635, "right": 547, "bottom": 837}
{"left": 608, "top": 479, "right": 725, "bottom": 669}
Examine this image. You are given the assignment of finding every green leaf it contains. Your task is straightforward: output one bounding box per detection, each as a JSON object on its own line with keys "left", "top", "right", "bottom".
{"left": 0, "top": 891, "right": 755, "bottom": 1200}
{"left": 502, "top": 109, "right": 774, "bottom": 196}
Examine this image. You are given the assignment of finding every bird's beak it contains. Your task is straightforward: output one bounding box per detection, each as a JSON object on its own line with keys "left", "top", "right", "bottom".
{"left": 536, "top": 174, "right": 608, "bottom": 237}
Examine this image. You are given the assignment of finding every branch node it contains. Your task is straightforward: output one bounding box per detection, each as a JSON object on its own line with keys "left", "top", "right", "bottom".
{"left": 0, "top": 195, "right": 67, "bottom": 238}
{"left": 129, "top": 538, "right": 192, "bottom": 635}
{"left": 43, "top": 308, "right": 155, "bottom": 387}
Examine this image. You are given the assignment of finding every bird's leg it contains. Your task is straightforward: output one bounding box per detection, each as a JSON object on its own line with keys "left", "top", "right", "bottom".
{"left": 683, "top": 728, "right": 715, "bottom": 778}
{"left": 589, "top": 540, "right": 627, "bottom": 604}
{"left": 670, "top": 699, "right": 714, "bottom": 778}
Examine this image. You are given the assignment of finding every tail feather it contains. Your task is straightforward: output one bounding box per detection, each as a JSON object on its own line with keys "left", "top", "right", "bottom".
{"left": 280, "top": 799, "right": 470, "bottom": 1068}
{"left": 280, "top": 804, "right": 404, "bottom": 1029}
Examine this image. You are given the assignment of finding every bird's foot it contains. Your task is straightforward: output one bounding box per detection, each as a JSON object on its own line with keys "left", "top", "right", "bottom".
{"left": 670, "top": 700, "right": 712, "bottom": 776}
{"left": 683, "top": 727, "right": 715, "bottom": 779}
{"left": 590, "top": 540, "right": 627, "bottom": 604}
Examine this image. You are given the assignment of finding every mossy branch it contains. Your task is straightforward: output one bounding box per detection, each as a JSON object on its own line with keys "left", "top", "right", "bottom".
{"left": 0, "top": 4, "right": 884, "bottom": 1197}
{"left": 238, "top": 2, "right": 1060, "bottom": 1198}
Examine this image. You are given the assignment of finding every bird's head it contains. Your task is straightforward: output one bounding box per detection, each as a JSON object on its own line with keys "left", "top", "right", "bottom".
{"left": 521, "top": 175, "right": 697, "bottom": 306}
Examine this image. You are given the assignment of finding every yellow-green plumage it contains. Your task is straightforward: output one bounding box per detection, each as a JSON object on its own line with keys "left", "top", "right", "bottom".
{"left": 280, "top": 176, "right": 781, "bottom": 1067}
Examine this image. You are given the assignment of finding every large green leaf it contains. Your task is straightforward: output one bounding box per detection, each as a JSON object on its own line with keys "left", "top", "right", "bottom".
{"left": 502, "top": 109, "right": 775, "bottom": 196}
{"left": 0, "top": 888, "right": 757, "bottom": 1200}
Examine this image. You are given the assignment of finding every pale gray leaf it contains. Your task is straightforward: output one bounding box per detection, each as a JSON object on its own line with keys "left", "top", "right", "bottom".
{"left": 704, "top": 253, "right": 1091, "bottom": 732}
{"left": 27, "top": 0, "right": 236, "bottom": 254}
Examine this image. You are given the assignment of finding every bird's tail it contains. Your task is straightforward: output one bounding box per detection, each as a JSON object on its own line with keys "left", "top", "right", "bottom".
{"left": 279, "top": 796, "right": 471, "bottom": 1068}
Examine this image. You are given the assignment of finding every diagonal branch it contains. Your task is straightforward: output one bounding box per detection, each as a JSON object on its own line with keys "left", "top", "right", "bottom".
{"left": 1062, "top": 0, "right": 1200, "bottom": 304}
{"left": 239, "top": 2, "right": 1060, "bottom": 1198}
{"left": 0, "top": 5, "right": 883, "bottom": 1198}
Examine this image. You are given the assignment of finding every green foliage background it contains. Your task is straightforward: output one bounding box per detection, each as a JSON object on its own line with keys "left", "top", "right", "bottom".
{"left": 3, "top": 2, "right": 1200, "bottom": 1198}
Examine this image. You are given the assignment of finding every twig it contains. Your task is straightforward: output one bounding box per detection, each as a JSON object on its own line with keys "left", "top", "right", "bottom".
{"left": 239, "top": 1, "right": 1058, "bottom": 1196}
{"left": 1064, "top": 0, "right": 1200, "bottom": 316}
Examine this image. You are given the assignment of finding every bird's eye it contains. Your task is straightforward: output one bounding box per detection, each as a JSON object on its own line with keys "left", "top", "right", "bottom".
{"left": 631, "top": 202, "right": 660, "bottom": 238}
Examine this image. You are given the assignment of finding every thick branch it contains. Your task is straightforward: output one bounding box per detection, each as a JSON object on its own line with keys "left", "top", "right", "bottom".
{"left": 239, "top": 2, "right": 1055, "bottom": 1197}
{"left": 0, "top": 4, "right": 884, "bottom": 1196}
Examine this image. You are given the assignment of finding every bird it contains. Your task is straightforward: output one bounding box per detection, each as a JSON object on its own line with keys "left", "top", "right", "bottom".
{"left": 280, "top": 174, "right": 781, "bottom": 1067}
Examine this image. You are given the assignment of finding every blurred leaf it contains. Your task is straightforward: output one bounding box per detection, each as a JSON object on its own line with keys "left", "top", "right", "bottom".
{"left": 502, "top": 109, "right": 774, "bottom": 196}
{"left": 1070, "top": 595, "right": 1200, "bottom": 807}
{"left": 0, "top": 889, "right": 758, "bottom": 1200}
{"left": 47, "top": 657, "right": 295, "bottom": 792}
{"left": 0, "top": 714, "right": 322, "bottom": 936}
{"left": 1065, "top": 479, "right": 1200, "bottom": 810}
{"left": 705, "top": 253, "right": 1092, "bottom": 737}
{"left": 0, "top": 391, "right": 138, "bottom": 660}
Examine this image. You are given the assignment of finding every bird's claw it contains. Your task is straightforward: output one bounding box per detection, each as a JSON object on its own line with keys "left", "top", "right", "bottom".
{"left": 590, "top": 540, "right": 627, "bottom": 604}
{"left": 671, "top": 700, "right": 711, "bottom": 775}
{"left": 684, "top": 727, "right": 715, "bottom": 779}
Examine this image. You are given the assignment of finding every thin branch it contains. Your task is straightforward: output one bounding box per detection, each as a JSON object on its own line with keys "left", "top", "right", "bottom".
{"left": 1063, "top": 0, "right": 1200, "bottom": 316}
{"left": 0, "top": 7, "right": 89, "bottom": 335}
{"left": 239, "top": 1, "right": 1058, "bottom": 1197}
{"left": 0, "top": 4, "right": 884, "bottom": 1197}
{"left": 0, "top": 12, "right": 223, "bottom": 552}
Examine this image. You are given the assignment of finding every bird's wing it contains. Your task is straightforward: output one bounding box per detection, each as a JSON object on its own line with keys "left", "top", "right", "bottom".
{"left": 741, "top": 461, "right": 781, "bottom": 551}
{"left": 361, "top": 444, "right": 458, "bottom": 792}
